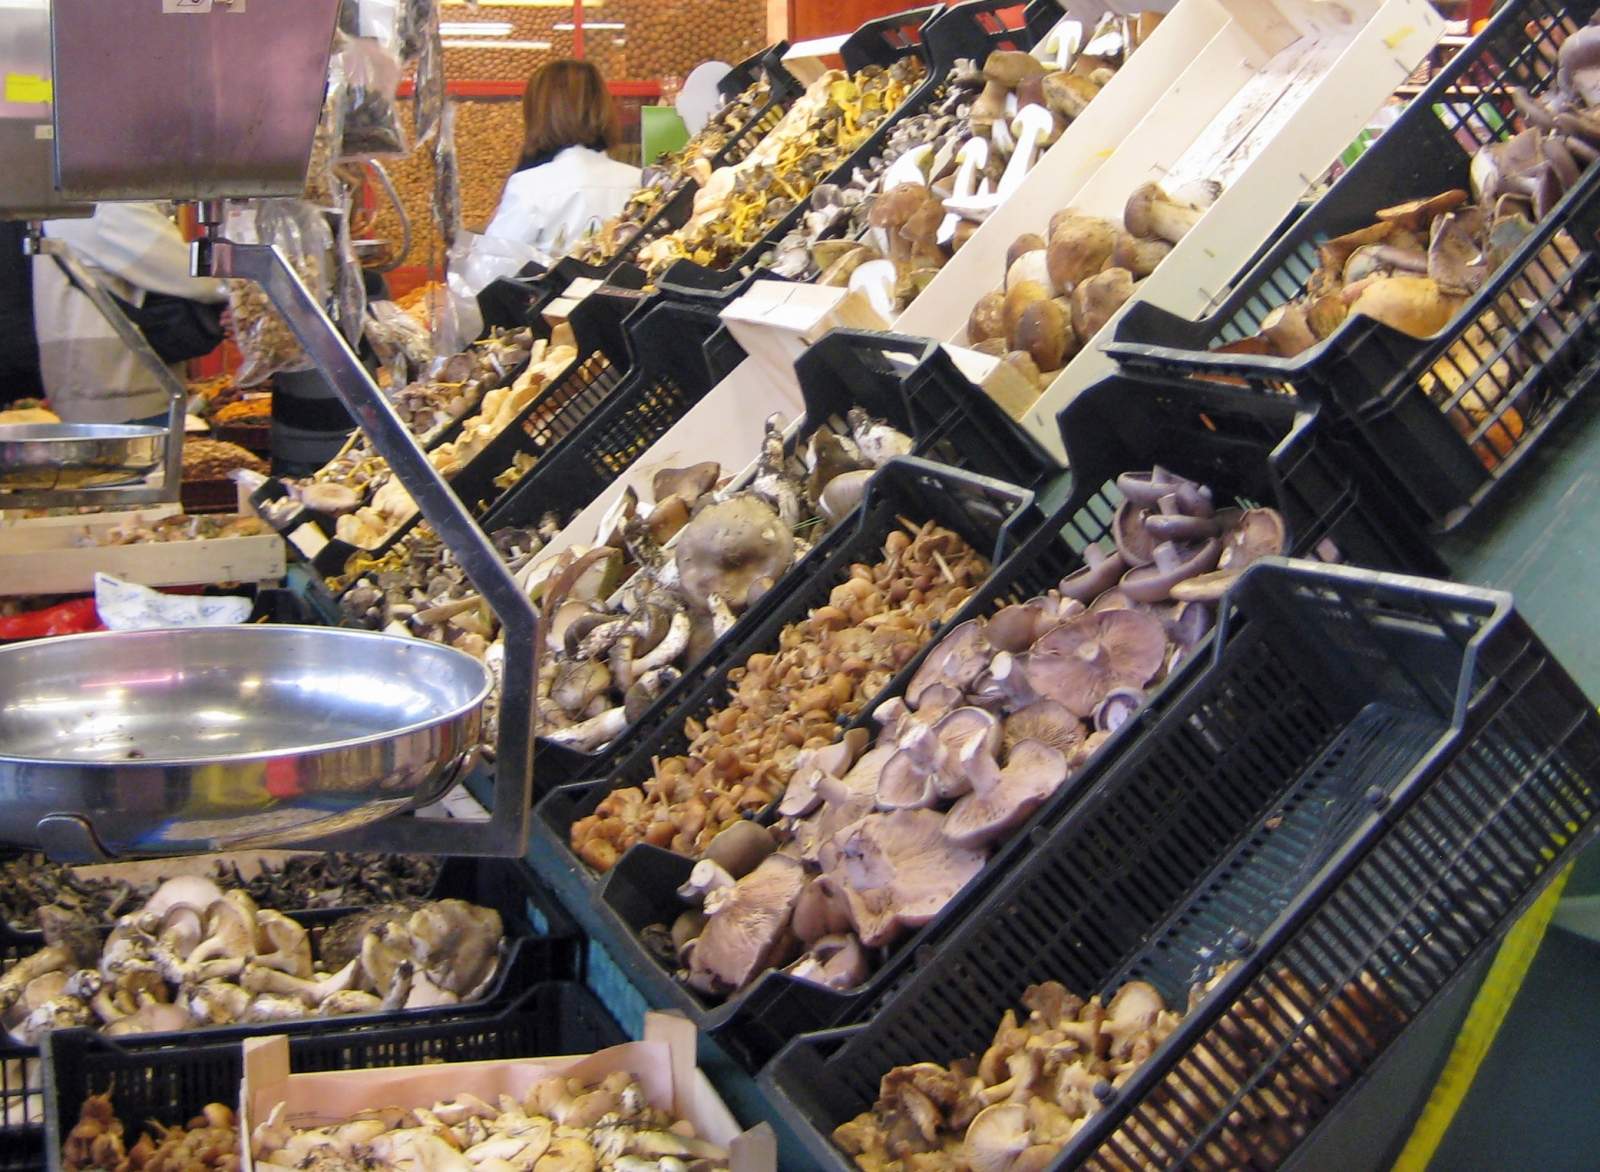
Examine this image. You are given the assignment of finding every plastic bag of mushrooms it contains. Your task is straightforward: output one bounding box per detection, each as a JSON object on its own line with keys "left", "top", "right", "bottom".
{"left": 768, "top": 15, "right": 1158, "bottom": 319}
{"left": 0, "top": 876, "right": 505, "bottom": 1044}
{"left": 631, "top": 469, "right": 1286, "bottom": 999}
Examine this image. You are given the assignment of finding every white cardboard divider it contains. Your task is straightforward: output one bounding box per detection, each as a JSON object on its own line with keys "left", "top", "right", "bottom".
{"left": 896, "top": 0, "right": 1444, "bottom": 461}
{"left": 514, "top": 356, "right": 806, "bottom": 583}
{"left": 895, "top": 0, "right": 1232, "bottom": 345}
{"left": 718, "top": 282, "right": 890, "bottom": 402}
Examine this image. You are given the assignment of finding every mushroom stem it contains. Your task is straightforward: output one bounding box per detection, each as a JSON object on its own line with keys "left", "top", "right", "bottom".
{"left": 543, "top": 706, "right": 627, "bottom": 752}
{"left": 635, "top": 609, "right": 691, "bottom": 674}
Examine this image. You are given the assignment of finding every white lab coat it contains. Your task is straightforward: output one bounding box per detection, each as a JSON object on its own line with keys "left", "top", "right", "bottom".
{"left": 33, "top": 204, "right": 228, "bottom": 424}
{"left": 484, "top": 145, "right": 641, "bottom": 263}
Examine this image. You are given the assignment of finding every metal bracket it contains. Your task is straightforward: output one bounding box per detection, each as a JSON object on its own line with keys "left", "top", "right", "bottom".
{"left": 0, "top": 231, "right": 187, "bottom": 509}
{"left": 195, "top": 224, "right": 536, "bottom": 857}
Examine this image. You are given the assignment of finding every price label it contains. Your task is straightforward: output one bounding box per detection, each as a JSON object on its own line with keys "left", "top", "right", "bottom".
{"left": 4, "top": 74, "right": 52, "bottom": 104}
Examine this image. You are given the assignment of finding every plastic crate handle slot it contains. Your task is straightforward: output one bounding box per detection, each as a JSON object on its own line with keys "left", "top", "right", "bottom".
{"left": 859, "top": 455, "right": 1037, "bottom": 571}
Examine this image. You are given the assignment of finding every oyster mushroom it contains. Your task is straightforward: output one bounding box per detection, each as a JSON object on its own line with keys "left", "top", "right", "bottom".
{"left": 686, "top": 854, "right": 809, "bottom": 995}
{"left": 141, "top": 876, "right": 226, "bottom": 920}
{"left": 408, "top": 899, "right": 502, "bottom": 997}
{"left": 831, "top": 808, "right": 987, "bottom": 947}
{"left": 943, "top": 739, "right": 1068, "bottom": 848}
{"left": 964, "top": 1102, "right": 1031, "bottom": 1172}
{"left": 240, "top": 958, "right": 359, "bottom": 1007}
{"left": 674, "top": 496, "right": 794, "bottom": 614}
{"left": 188, "top": 897, "right": 256, "bottom": 965}
{"left": 253, "top": 909, "right": 313, "bottom": 979}
{"left": 1026, "top": 609, "right": 1168, "bottom": 719}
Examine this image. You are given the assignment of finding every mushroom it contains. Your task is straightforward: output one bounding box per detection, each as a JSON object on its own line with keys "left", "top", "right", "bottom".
{"left": 1042, "top": 70, "right": 1100, "bottom": 120}
{"left": 1119, "top": 537, "right": 1223, "bottom": 603}
{"left": 1111, "top": 501, "right": 1158, "bottom": 568}
{"left": 906, "top": 619, "right": 993, "bottom": 708}
{"left": 240, "top": 958, "right": 359, "bottom": 1007}
{"left": 831, "top": 808, "right": 987, "bottom": 947}
{"left": 677, "top": 859, "right": 737, "bottom": 906}
{"left": 101, "top": 1001, "right": 193, "bottom": 1036}
{"left": 407, "top": 900, "right": 503, "bottom": 997}
{"left": 943, "top": 739, "right": 1069, "bottom": 848}
{"left": 787, "top": 933, "right": 872, "bottom": 991}
{"left": 819, "top": 468, "right": 874, "bottom": 526}
{"left": 849, "top": 259, "right": 901, "bottom": 320}
{"left": 703, "top": 820, "right": 778, "bottom": 879}
{"left": 968, "top": 290, "right": 1009, "bottom": 343}
{"left": 1347, "top": 276, "right": 1462, "bottom": 338}
{"left": 1218, "top": 507, "right": 1287, "bottom": 571}
{"left": 1124, "top": 182, "right": 1210, "bottom": 243}
{"left": 1003, "top": 280, "right": 1052, "bottom": 342}
{"left": 1111, "top": 231, "right": 1172, "bottom": 279}
{"left": 1014, "top": 299, "right": 1073, "bottom": 372}
{"left": 964, "top": 1103, "right": 1031, "bottom": 1172}
{"left": 141, "top": 876, "right": 226, "bottom": 920}
{"left": 791, "top": 877, "right": 854, "bottom": 945}
{"left": 674, "top": 496, "right": 794, "bottom": 614}
{"left": 1259, "top": 301, "right": 1319, "bottom": 357}
{"left": 253, "top": 909, "right": 313, "bottom": 979}
{"left": 1001, "top": 105, "right": 1057, "bottom": 196}
{"left": 1002, "top": 700, "right": 1085, "bottom": 759}
{"left": 1046, "top": 215, "right": 1116, "bottom": 292}
{"left": 188, "top": 897, "right": 256, "bottom": 965}
{"left": 1058, "top": 543, "right": 1127, "bottom": 603}
{"left": 1093, "top": 687, "right": 1144, "bottom": 733}
{"left": 653, "top": 462, "right": 720, "bottom": 505}
{"left": 686, "top": 854, "right": 809, "bottom": 995}
{"left": 1070, "top": 266, "right": 1135, "bottom": 345}
{"left": 1006, "top": 250, "right": 1055, "bottom": 294}
{"left": 1007, "top": 234, "right": 1048, "bottom": 271}
{"left": 1558, "top": 22, "right": 1600, "bottom": 106}
{"left": 1026, "top": 609, "right": 1168, "bottom": 719}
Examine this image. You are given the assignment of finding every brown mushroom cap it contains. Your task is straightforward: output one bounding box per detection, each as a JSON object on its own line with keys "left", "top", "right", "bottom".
{"left": 653, "top": 462, "right": 721, "bottom": 504}
{"left": 1112, "top": 231, "right": 1172, "bottom": 279}
{"left": 704, "top": 819, "right": 778, "bottom": 879}
{"left": 1071, "top": 266, "right": 1135, "bottom": 345}
{"left": 1007, "top": 233, "right": 1048, "bottom": 271}
{"left": 1042, "top": 71, "right": 1101, "bottom": 121}
{"left": 1047, "top": 216, "right": 1117, "bottom": 292}
{"left": 968, "top": 291, "right": 1008, "bottom": 344}
{"left": 983, "top": 49, "right": 1047, "bottom": 86}
{"left": 674, "top": 495, "right": 795, "bottom": 613}
{"left": 1026, "top": 609, "right": 1168, "bottom": 718}
{"left": 1014, "top": 299, "right": 1071, "bottom": 371}
{"left": 1003, "top": 280, "right": 1052, "bottom": 341}
{"left": 870, "top": 183, "right": 935, "bottom": 231}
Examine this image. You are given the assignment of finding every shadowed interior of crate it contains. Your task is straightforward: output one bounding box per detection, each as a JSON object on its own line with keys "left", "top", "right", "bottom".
{"left": 775, "top": 574, "right": 1510, "bottom": 1150}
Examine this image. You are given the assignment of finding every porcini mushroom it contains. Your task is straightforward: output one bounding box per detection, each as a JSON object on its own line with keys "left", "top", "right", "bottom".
{"left": 1046, "top": 215, "right": 1116, "bottom": 292}
{"left": 1070, "top": 267, "right": 1135, "bottom": 344}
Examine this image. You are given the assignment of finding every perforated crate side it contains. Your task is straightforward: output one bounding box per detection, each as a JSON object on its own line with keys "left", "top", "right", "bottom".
{"left": 1108, "top": 0, "right": 1600, "bottom": 528}
{"left": 759, "top": 561, "right": 1600, "bottom": 1172}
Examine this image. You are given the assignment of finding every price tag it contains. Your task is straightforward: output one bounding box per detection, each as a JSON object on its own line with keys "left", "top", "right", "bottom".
{"left": 162, "top": 0, "right": 213, "bottom": 11}
{"left": 4, "top": 74, "right": 52, "bottom": 104}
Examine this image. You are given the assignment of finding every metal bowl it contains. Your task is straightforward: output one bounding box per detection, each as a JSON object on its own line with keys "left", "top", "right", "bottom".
{"left": 0, "top": 626, "right": 491, "bottom": 855}
{"left": 0, "top": 423, "right": 166, "bottom": 489}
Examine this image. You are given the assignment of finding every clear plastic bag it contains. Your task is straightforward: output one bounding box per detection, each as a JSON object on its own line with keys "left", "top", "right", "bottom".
{"left": 301, "top": 60, "right": 346, "bottom": 208}
{"left": 332, "top": 205, "right": 367, "bottom": 346}
{"left": 432, "top": 100, "right": 461, "bottom": 250}
{"left": 452, "top": 231, "right": 540, "bottom": 297}
{"left": 411, "top": 0, "right": 446, "bottom": 148}
{"left": 365, "top": 299, "right": 436, "bottom": 386}
{"left": 336, "top": 32, "right": 408, "bottom": 160}
{"left": 230, "top": 200, "right": 334, "bottom": 387}
{"left": 397, "top": 0, "right": 433, "bottom": 64}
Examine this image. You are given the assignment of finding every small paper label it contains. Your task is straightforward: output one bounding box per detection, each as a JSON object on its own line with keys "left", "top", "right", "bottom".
{"left": 163, "top": 0, "right": 213, "bottom": 12}
{"left": 4, "top": 74, "right": 52, "bottom": 104}
{"left": 33, "top": 124, "right": 52, "bottom": 140}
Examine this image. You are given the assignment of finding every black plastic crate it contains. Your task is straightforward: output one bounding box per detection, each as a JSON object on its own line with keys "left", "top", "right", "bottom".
{"left": 526, "top": 458, "right": 1082, "bottom": 1065}
{"left": 479, "top": 296, "right": 725, "bottom": 535}
{"left": 708, "top": 41, "right": 808, "bottom": 170}
{"left": 761, "top": 558, "right": 1600, "bottom": 1172}
{"left": 798, "top": 329, "right": 1060, "bottom": 492}
{"left": 1107, "top": 0, "right": 1600, "bottom": 531}
{"left": 447, "top": 287, "right": 648, "bottom": 517}
{"left": 0, "top": 856, "right": 579, "bottom": 1152}
{"left": 1055, "top": 372, "right": 1449, "bottom": 580}
{"left": 523, "top": 327, "right": 1061, "bottom": 792}
{"left": 40, "top": 980, "right": 625, "bottom": 1172}
{"left": 521, "top": 254, "right": 651, "bottom": 338}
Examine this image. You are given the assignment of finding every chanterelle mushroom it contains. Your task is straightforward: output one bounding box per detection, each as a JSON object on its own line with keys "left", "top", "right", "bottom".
{"left": 674, "top": 496, "right": 795, "bottom": 614}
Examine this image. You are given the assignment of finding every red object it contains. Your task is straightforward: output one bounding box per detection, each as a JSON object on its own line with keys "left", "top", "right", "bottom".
{"left": 0, "top": 598, "right": 102, "bottom": 640}
{"left": 572, "top": 0, "right": 585, "bottom": 59}
{"left": 264, "top": 757, "right": 303, "bottom": 798}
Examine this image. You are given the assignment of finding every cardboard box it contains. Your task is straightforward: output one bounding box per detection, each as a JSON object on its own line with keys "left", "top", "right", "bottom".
{"left": 241, "top": 1013, "right": 777, "bottom": 1172}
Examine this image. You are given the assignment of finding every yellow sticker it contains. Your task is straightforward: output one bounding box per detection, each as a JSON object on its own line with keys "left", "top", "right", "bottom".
{"left": 4, "top": 74, "right": 51, "bottom": 104}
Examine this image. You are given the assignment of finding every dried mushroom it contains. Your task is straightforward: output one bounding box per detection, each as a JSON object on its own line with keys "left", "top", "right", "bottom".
{"left": 252, "top": 1069, "right": 730, "bottom": 1172}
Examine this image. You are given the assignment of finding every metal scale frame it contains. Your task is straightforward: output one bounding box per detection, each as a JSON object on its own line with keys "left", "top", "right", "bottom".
{"left": 1, "top": 0, "right": 537, "bottom": 858}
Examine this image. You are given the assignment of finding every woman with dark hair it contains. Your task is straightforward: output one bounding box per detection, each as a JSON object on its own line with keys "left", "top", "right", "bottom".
{"left": 483, "top": 59, "right": 641, "bottom": 261}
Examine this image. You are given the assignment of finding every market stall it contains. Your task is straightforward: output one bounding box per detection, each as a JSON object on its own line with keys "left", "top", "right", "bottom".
{"left": 4, "top": 0, "right": 1600, "bottom": 1168}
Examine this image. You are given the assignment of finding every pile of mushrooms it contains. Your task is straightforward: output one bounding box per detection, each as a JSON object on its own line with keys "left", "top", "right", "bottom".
{"left": 966, "top": 180, "right": 1219, "bottom": 398}
{"left": 487, "top": 409, "right": 915, "bottom": 758}
{"left": 637, "top": 58, "right": 926, "bottom": 278}
{"left": 770, "top": 17, "right": 1157, "bottom": 317}
{"left": 572, "top": 71, "right": 779, "bottom": 268}
{"left": 253, "top": 1071, "right": 732, "bottom": 1172}
{"left": 64, "top": 1093, "right": 239, "bottom": 1172}
{"left": 388, "top": 326, "right": 535, "bottom": 442}
{"left": 570, "top": 518, "right": 990, "bottom": 873}
{"left": 655, "top": 469, "right": 1286, "bottom": 999}
{"left": 0, "top": 877, "right": 504, "bottom": 1043}
{"left": 833, "top": 979, "right": 1197, "bottom": 1172}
